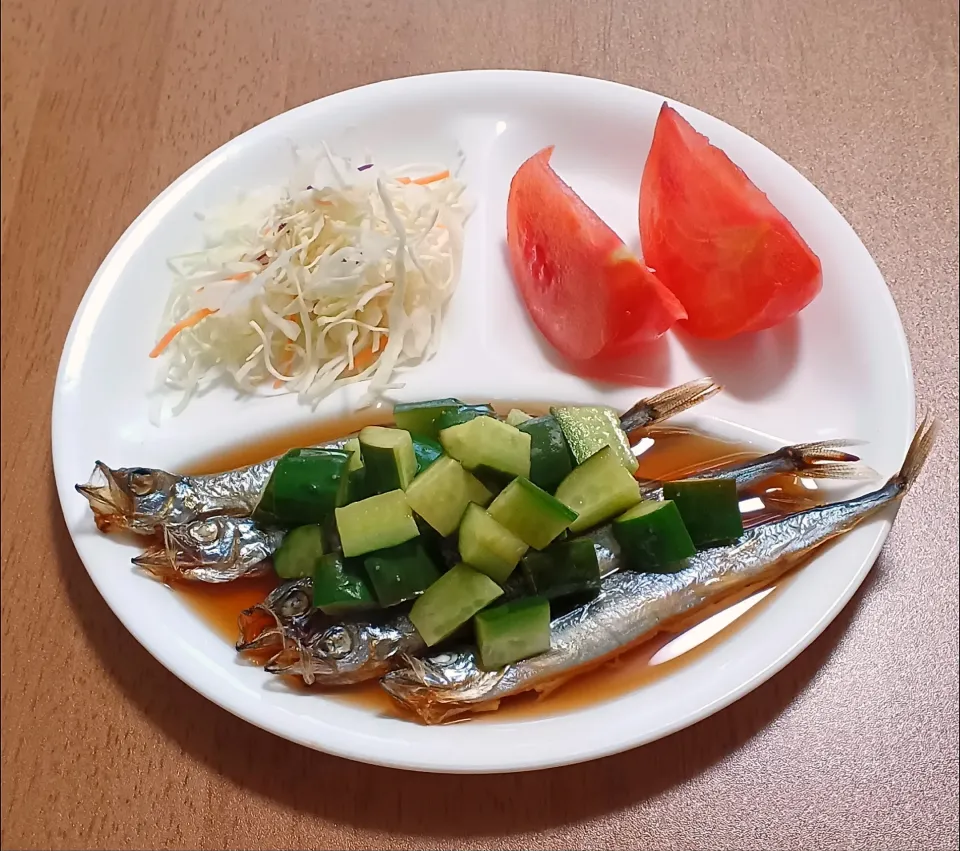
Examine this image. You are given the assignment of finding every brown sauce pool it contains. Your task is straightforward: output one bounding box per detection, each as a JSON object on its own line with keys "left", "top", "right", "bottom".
{"left": 175, "top": 404, "right": 820, "bottom": 721}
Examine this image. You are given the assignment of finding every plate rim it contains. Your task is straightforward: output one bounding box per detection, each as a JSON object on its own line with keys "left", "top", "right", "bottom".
{"left": 51, "top": 69, "right": 915, "bottom": 773}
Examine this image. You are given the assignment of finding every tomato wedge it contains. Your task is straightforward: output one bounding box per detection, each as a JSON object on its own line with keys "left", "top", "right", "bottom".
{"left": 507, "top": 147, "right": 686, "bottom": 362}
{"left": 640, "top": 105, "right": 822, "bottom": 339}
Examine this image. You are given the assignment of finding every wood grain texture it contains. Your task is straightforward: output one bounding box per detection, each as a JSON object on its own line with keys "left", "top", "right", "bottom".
{"left": 1, "top": 0, "right": 957, "bottom": 848}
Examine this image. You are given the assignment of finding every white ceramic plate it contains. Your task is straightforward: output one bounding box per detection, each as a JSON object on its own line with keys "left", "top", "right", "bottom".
{"left": 53, "top": 71, "right": 914, "bottom": 773}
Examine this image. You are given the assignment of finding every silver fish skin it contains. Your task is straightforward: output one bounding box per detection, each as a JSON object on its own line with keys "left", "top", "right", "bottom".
{"left": 181, "top": 437, "right": 865, "bottom": 587}
{"left": 240, "top": 439, "right": 867, "bottom": 681}
{"left": 131, "top": 517, "right": 285, "bottom": 583}
{"left": 380, "top": 419, "right": 936, "bottom": 724}
{"left": 75, "top": 379, "right": 720, "bottom": 535}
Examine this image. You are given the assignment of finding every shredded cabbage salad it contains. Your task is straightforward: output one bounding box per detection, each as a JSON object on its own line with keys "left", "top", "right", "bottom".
{"left": 150, "top": 147, "right": 469, "bottom": 419}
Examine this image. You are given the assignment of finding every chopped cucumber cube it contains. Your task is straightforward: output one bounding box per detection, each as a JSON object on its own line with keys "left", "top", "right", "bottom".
{"left": 359, "top": 426, "right": 417, "bottom": 493}
{"left": 405, "top": 456, "right": 493, "bottom": 536}
{"left": 313, "top": 553, "right": 377, "bottom": 614}
{"left": 273, "top": 524, "right": 325, "bottom": 579}
{"left": 487, "top": 477, "right": 577, "bottom": 550}
{"left": 343, "top": 438, "right": 369, "bottom": 502}
{"left": 662, "top": 479, "right": 744, "bottom": 548}
{"left": 335, "top": 490, "right": 419, "bottom": 557}
{"left": 519, "top": 413, "right": 574, "bottom": 492}
{"left": 458, "top": 503, "right": 529, "bottom": 583}
{"left": 475, "top": 597, "right": 551, "bottom": 669}
{"left": 440, "top": 416, "right": 532, "bottom": 481}
{"left": 409, "top": 563, "right": 503, "bottom": 646}
{"left": 554, "top": 446, "right": 642, "bottom": 533}
{"left": 613, "top": 499, "right": 696, "bottom": 571}
{"left": 254, "top": 447, "right": 352, "bottom": 527}
{"left": 362, "top": 540, "right": 441, "bottom": 607}
{"left": 551, "top": 405, "right": 638, "bottom": 474}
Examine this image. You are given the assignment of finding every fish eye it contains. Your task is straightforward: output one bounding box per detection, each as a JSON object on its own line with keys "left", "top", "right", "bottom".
{"left": 278, "top": 589, "right": 311, "bottom": 619}
{"left": 127, "top": 468, "right": 157, "bottom": 496}
{"left": 317, "top": 625, "right": 352, "bottom": 659}
{"left": 189, "top": 519, "right": 221, "bottom": 544}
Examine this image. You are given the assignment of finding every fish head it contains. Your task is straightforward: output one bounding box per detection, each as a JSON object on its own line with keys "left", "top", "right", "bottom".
{"left": 263, "top": 619, "right": 396, "bottom": 686}
{"left": 76, "top": 462, "right": 183, "bottom": 533}
{"left": 380, "top": 651, "right": 506, "bottom": 723}
{"left": 132, "top": 517, "right": 274, "bottom": 582}
{"left": 236, "top": 578, "right": 317, "bottom": 653}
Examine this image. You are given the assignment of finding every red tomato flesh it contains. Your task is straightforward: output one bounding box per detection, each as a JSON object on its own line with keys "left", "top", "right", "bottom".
{"left": 507, "top": 147, "right": 686, "bottom": 362}
{"left": 640, "top": 105, "right": 822, "bottom": 339}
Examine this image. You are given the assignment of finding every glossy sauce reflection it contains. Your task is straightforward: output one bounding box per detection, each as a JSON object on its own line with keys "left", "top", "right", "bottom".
{"left": 173, "top": 406, "right": 819, "bottom": 721}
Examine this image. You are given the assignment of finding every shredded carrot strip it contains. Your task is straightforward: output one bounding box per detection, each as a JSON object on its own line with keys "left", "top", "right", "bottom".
{"left": 149, "top": 309, "right": 217, "bottom": 358}
{"left": 273, "top": 345, "right": 295, "bottom": 389}
{"left": 225, "top": 272, "right": 253, "bottom": 282}
{"left": 349, "top": 338, "right": 385, "bottom": 374}
{"left": 395, "top": 170, "right": 450, "bottom": 186}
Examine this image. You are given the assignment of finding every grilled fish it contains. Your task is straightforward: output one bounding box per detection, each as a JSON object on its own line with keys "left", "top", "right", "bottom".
{"left": 380, "top": 419, "right": 936, "bottom": 723}
{"left": 75, "top": 379, "right": 721, "bottom": 535}
{"left": 246, "top": 438, "right": 869, "bottom": 684}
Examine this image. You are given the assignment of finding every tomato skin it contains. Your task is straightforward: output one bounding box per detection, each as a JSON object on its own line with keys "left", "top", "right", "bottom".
{"left": 507, "top": 147, "right": 685, "bottom": 362}
{"left": 640, "top": 105, "right": 822, "bottom": 340}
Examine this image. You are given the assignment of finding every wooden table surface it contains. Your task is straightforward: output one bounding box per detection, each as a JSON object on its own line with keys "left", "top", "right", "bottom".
{"left": 2, "top": 1, "right": 958, "bottom": 848}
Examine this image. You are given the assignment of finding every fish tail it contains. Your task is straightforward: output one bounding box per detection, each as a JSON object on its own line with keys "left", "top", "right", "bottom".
{"left": 784, "top": 439, "right": 876, "bottom": 480}
{"left": 888, "top": 415, "right": 938, "bottom": 493}
{"left": 620, "top": 377, "right": 721, "bottom": 432}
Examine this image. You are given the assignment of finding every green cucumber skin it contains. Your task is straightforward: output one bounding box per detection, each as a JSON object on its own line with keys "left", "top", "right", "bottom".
{"left": 613, "top": 500, "right": 696, "bottom": 572}
{"left": 393, "top": 399, "right": 494, "bottom": 439}
{"left": 411, "top": 435, "right": 445, "bottom": 474}
{"left": 662, "top": 479, "right": 744, "bottom": 548}
{"left": 273, "top": 524, "right": 326, "bottom": 579}
{"left": 551, "top": 405, "right": 639, "bottom": 474}
{"left": 254, "top": 448, "right": 352, "bottom": 527}
{"left": 343, "top": 439, "right": 370, "bottom": 503}
{"left": 434, "top": 406, "right": 495, "bottom": 431}
{"left": 362, "top": 540, "right": 441, "bottom": 607}
{"left": 475, "top": 596, "right": 551, "bottom": 670}
{"left": 359, "top": 427, "right": 417, "bottom": 494}
{"left": 313, "top": 553, "right": 377, "bottom": 614}
{"left": 519, "top": 414, "right": 574, "bottom": 492}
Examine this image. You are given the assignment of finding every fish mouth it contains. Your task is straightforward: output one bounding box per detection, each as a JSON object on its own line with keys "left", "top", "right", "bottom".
{"left": 75, "top": 462, "right": 136, "bottom": 533}
{"left": 131, "top": 544, "right": 177, "bottom": 577}
{"left": 236, "top": 603, "right": 285, "bottom": 653}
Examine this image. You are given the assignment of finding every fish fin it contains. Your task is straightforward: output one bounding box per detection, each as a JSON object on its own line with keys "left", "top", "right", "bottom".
{"left": 620, "top": 378, "right": 721, "bottom": 433}
{"left": 889, "top": 415, "right": 939, "bottom": 492}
